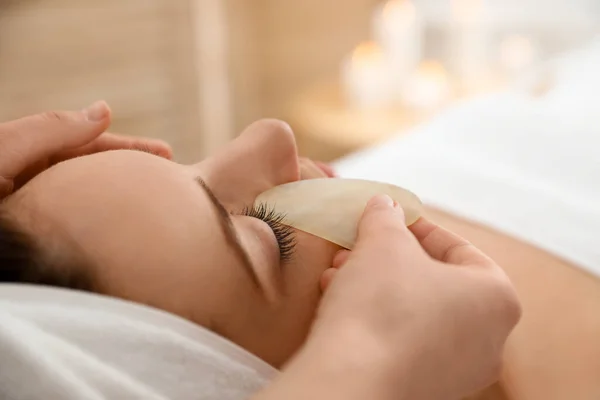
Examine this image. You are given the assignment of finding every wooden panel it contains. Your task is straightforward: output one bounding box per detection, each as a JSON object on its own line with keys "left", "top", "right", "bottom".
{"left": 0, "top": 0, "right": 205, "bottom": 162}
{"left": 224, "top": 0, "right": 267, "bottom": 134}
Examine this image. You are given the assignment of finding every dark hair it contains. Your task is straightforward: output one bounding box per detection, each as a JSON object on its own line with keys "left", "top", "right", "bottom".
{"left": 0, "top": 209, "right": 93, "bottom": 291}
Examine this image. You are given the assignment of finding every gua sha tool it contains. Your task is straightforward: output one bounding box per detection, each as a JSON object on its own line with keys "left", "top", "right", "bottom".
{"left": 254, "top": 178, "right": 423, "bottom": 249}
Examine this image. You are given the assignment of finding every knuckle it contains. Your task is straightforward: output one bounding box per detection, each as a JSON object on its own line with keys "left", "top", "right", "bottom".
{"left": 504, "top": 290, "right": 523, "bottom": 326}
{"left": 490, "top": 277, "right": 522, "bottom": 326}
{"left": 39, "top": 110, "right": 72, "bottom": 123}
{"left": 441, "top": 242, "right": 472, "bottom": 263}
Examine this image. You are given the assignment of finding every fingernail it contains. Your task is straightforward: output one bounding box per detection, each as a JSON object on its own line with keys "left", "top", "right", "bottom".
{"left": 83, "top": 101, "right": 109, "bottom": 122}
{"left": 368, "top": 194, "right": 394, "bottom": 208}
{"left": 396, "top": 204, "right": 406, "bottom": 223}
{"left": 392, "top": 201, "right": 406, "bottom": 222}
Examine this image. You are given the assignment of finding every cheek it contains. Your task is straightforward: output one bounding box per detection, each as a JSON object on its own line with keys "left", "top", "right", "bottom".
{"left": 252, "top": 230, "right": 339, "bottom": 365}
{"left": 283, "top": 231, "right": 341, "bottom": 309}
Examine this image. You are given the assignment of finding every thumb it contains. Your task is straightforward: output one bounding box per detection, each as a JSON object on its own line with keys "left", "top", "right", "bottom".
{"left": 353, "top": 194, "right": 417, "bottom": 254}
{"left": 0, "top": 101, "right": 111, "bottom": 180}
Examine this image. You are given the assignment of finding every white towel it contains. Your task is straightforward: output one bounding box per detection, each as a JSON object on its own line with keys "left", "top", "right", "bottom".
{"left": 0, "top": 284, "right": 277, "bottom": 400}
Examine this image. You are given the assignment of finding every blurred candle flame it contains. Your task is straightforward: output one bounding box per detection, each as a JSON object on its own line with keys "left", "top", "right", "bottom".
{"left": 419, "top": 60, "right": 448, "bottom": 79}
{"left": 352, "top": 41, "right": 385, "bottom": 65}
{"left": 402, "top": 60, "right": 451, "bottom": 109}
{"left": 343, "top": 41, "right": 393, "bottom": 109}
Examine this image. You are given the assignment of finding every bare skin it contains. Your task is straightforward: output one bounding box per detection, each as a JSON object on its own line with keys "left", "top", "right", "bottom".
{"left": 426, "top": 207, "right": 600, "bottom": 400}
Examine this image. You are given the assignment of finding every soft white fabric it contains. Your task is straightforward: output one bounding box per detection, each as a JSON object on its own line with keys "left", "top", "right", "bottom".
{"left": 335, "top": 37, "right": 600, "bottom": 277}
{"left": 0, "top": 284, "right": 277, "bottom": 400}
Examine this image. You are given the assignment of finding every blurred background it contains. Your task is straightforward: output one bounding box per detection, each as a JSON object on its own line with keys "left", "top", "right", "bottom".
{"left": 0, "top": 0, "right": 598, "bottom": 162}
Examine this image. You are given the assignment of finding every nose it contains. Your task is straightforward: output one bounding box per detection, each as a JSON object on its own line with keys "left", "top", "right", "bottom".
{"left": 193, "top": 119, "right": 301, "bottom": 208}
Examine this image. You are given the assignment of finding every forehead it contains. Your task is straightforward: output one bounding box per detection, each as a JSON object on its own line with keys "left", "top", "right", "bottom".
{"left": 36, "top": 149, "right": 180, "bottom": 192}
{"left": 22, "top": 150, "right": 192, "bottom": 213}
{"left": 12, "top": 150, "right": 220, "bottom": 266}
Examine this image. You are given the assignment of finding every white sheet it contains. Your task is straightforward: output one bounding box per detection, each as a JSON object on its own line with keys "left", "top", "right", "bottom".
{"left": 0, "top": 284, "right": 277, "bottom": 400}
{"left": 335, "top": 37, "right": 600, "bottom": 277}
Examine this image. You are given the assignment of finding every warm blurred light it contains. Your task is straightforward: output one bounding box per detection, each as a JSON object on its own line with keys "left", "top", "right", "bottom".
{"left": 500, "top": 35, "right": 537, "bottom": 72}
{"left": 451, "top": 0, "right": 483, "bottom": 22}
{"left": 383, "top": 0, "right": 416, "bottom": 24}
{"left": 403, "top": 60, "right": 451, "bottom": 109}
{"left": 343, "top": 41, "right": 392, "bottom": 109}
{"left": 374, "top": 0, "right": 423, "bottom": 85}
{"left": 419, "top": 60, "right": 448, "bottom": 78}
{"left": 352, "top": 41, "right": 385, "bottom": 65}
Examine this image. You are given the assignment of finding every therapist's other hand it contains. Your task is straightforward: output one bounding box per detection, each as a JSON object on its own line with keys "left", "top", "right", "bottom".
{"left": 299, "top": 157, "right": 336, "bottom": 179}
{"left": 0, "top": 101, "right": 172, "bottom": 198}
{"left": 313, "top": 195, "right": 521, "bottom": 400}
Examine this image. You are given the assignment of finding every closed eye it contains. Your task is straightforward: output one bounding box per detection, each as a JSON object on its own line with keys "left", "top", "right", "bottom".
{"left": 240, "top": 203, "right": 296, "bottom": 262}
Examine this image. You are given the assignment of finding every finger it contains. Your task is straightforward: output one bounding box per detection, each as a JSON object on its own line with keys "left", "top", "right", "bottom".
{"left": 299, "top": 158, "right": 328, "bottom": 180}
{"left": 353, "top": 195, "right": 417, "bottom": 253}
{"left": 313, "top": 161, "right": 336, "bottom": 177}
{"left": 409, "top": 218, "right": 494, "bottom": 266}
{"left": 0, "top": 101, "right": 111, "bottom": 181}
{"left": 332, "top": 250, "right": 350, "bottom": 269}
{"left": 51, "top": 132, "right": 173, "bottom": 162}
{"left": 320, "top": 268, "right": 338, "bottom": 292}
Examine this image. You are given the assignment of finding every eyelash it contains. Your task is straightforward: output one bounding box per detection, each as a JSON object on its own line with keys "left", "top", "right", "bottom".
{"left": 240, "top": 203, "right": 296, "bottom": 262}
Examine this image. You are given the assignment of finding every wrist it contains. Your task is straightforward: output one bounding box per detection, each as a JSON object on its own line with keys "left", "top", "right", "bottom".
{"left": 254, "top": 321, "right": 409, "bottom": 400}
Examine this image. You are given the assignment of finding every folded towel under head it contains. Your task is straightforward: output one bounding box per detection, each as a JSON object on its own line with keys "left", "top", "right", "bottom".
{"left": 0, "top": 284, "right": 277, "bottom": 400}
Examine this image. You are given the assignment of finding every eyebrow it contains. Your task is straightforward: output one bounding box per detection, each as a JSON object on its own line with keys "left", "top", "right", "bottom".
{"left": 194, "top": 178, "right": 261, "bottom": 290}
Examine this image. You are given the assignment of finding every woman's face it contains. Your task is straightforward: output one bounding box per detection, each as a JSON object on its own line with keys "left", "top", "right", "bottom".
{"left": 12, "top": 120, "right": 340, "bottom": 367}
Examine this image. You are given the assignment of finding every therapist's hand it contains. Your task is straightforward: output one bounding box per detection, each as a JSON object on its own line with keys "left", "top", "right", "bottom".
{"left": 309, "top": 195, "right": 522, "bottom": 400}
{"left": 299, "top": 157, "right": 336, "bottom": 179}
{"left": 0, "top": 101, "right": 172, "bottom": 198}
